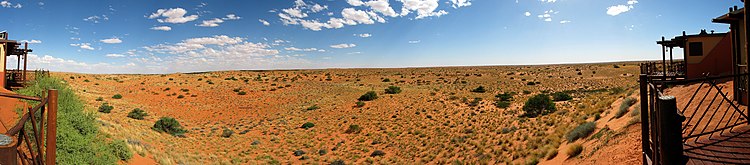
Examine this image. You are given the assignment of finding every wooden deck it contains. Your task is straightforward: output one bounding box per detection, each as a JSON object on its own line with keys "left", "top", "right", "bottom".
{"left": 684, "top": 124, "right": 750, "bottom": 164}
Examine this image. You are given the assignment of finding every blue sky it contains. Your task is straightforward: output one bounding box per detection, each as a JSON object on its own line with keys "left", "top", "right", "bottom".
{"left": 0, "top": 0, "right": 744, "bottom": 73}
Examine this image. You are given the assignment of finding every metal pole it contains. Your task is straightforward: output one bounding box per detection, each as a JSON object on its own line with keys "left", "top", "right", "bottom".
{"left": 45, "top": 89, "right": 57, "bottom": 165}
{"left": 640, "top": 74, "right": 651, "bottom": 165}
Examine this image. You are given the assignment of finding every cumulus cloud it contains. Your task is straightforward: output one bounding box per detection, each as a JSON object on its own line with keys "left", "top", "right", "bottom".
{"left": 330, "top": 43, "right": 357, "bottom": 48}
{"left": 198, "top": 14, "right": 242, "bottom": 27}
{"left": 347, "top": 0, "right": 365, "bottom": 6}
{"left": 559, "top": 20, "right": 571, "bottom": 24}
{"left": 100, "top": 37, "right": 122, "bottom": 44}
{"left": 259, "top": 19, "right": 270, "bottom": 26}
{"left": 450, "top": 0, "right": 472, "bottom": 8}
{"left": 355, "top": 33, "right": 372, "bottom": 38}
{"left": 150, "top": 26, "right": 172, "bottom": 31}
{"left": 524, "top": 12, "right": 531, "bottom": 17}
{"left": 70, "top": 43, "right": 95, "bottom": 50}
{"left": 0, "top": 1, "right": 22, "bottom": 8}
{"left": 365, "top": 0, "right": 398, "bottom": 17}
{"left": 399, "top": 0, "right": 448, "bottom": 19}
{"left": 606, "top": 0, "right": 638, "bottom": 16}
{"left": 537, "top": 10, "right": 557, "bottom": 22}
{"left": 83, "top": 15, "right": 109, "bottom": 23}
{"left": 148, "top": 8, "right": 199, "bottom": 23}
{"left": 20, "top": 40, "right": 42, "bottom": 44}
{"left": 311, "top": 4, "right": 328, "bottom": 13}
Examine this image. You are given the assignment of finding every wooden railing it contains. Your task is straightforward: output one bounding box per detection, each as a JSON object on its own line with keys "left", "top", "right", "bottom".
{"left": 0, "top": 89, "right": 58, "bottom": 165}
{"left": 640, "top": 73, "right": 750, "bottom": 165}
{"left": 640, "top": 61, "right": 686, "bottom": 80}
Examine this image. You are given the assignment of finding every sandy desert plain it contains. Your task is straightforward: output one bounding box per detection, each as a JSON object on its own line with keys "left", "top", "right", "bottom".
{"left": 56, "top": 62, "right": 644, "bottom": 164}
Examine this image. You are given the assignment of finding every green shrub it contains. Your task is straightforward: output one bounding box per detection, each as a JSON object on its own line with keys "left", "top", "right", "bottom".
{"left": 382, "top": 78, "right": 391, "bottom": 82}
{"left": 384, "top": 86, "right": 402, "bottom": 94}
{"left": 615, "top": 97, "right": 637, "bottom": 119}
{"left": 98, "top": 103, "right": 114, "bottom": 113}
{"left": 306, "top": 105, "right": 320, "bottom": 111}
{"left": 566, "top": 122, "right": 596, "bottom": 142}
{"left": 301, "top": 122, "right": 315, "bottom": 129}
{"left": 109, "top": 140, "right": 132, "bottom": 161}
{"left": 567, "top": 144, "right": 583, "bottom": 157}
{"left": 127, "top": 108, "right": 148, "bottom": 120}
{"left": 358, "top": 91, "right": 378, "bottom": 101}
{"left": 112, "top": 94, "right": 123, "bottom": 99}
{"left": 176, "top": 95, "right": 185, "bottom": 99}
{"left": 495, "top": 100, "right": 510, "bottom": 109}
{"left": 551, "top": 92, "right": 572, "bottom": 101}
{"left": 522, "top": 94, "right": 556, "bottom": 117}
{"left": 16, "top": 73, "right": 125, "bottom": 164}
{"left": 355, "top": 101, "right": 365, "bottom": 107}
{"left": 221, "top": 128, "right": 234, "bottom": 138}
{"left": 629, "top": 105, "right": 641, "bottom": 117}
{"left": 345, "top": 124, "right": 362, "bottom": 134}
{"left": 238, "top": 91, "right": 247, "bottom": 95}
{"left": 495, "top": 92, "right": 514, "bottom": 101}
{"left": 468, "top": 98, "right": 482, "bottom": 107}
{"left": 152, "top": 117, "right": 187, "bottom": 136}
{"left": 95, "top": 97, "right": 103, "bottom": 101}
{"left": 470, "top": 86, "right": 486, "bottom": 93}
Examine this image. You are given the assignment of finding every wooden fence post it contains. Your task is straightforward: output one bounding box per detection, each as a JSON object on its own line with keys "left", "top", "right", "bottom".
{"left": 640, "top": 74, "right": 651, "bottom": 165}
{"left": 45, "top": 89, "right": 57, "bottom": 165}
{"left": 657, "top": 95, "right": 686, "bottom": 165}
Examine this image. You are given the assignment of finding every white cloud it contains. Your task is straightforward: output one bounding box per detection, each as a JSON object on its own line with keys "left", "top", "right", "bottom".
{"left": 224, "top": 14, "right": 241, "bottom": 20}
{"left": 347, "top": 0, "right": 365, "bottom": 6}
{"left": 20, "top": 40, "right": 42, "bottom": 44}
{"left": 83, "top": 15, "right": 109, "bottom": 23}
{"left": 524, "top": 12, "right": 531, "bottom": 16}
{"left": 283, "top": 8, "right": 308, "bottom": 18}
{"left": 100, "top": 37, "right": 122, "bottom": 44}
{"left": 606, "top": 0, "right": 638, "bottom": 16}
{"left": 106, "top": 54, "right": 125, "bottom": 57}
{"left": 259, "top": 19, "right": 271, "bottom": 26}
{"left": 365, "top": 0, "right": 398, "bottom": 17}
{"left": 197, "top": 18, "right": 224, "bottom": 27}
{"left": 356, "top": 33, "right": 372, "bottom": 38}
{"left": 537, "top": 10, "right": 557, "bottom": 22}
{"left": 150, "top": 26, "right": 172, "bottom": 31}
{"left": 559, "top": 20, "right": 571, "bottom": 24}
{"left": 408, "top": 40, "right": 421, "bottom": 44}
{"left": 541, "top": 0, "right": 557, "bottom": 3}
{"left": 544, "top": 18, "right": 552, "bottom": 22}
{"left": 450, "top": 0, "right": 472, "bottom": 8}
{"left": 1, "top": 1, "right": 21, "bottom": 8}
{"left": 399, "top": 0, "right": 448, "bottom": 19}
{"left": 148, "top": 8, "right": 199, "bottom": 24}
{"left": 311, "top": 4, "right": 328, "bottom": 13}
{"left": 342, "top": 8, "right": 376, "bottom": 24}
{"left": 330, "top": 43, "right": 356, "bottom": 48}
{"left": 198, "top": 14, "right": 241, "bottom": 27}
{"left": 285, "top": 47, "right": 323, "bottom": 52}
{"left": 70, "top": 43, "right": 95, "bottom": 50}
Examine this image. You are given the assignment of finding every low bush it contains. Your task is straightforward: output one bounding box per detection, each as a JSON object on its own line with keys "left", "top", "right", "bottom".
{"left": 237, "top": 91, "right": 247, "bottom": 95}
{"left": 355, "top": 101, "right": 365, "bottom": 107}
{"left": 306, "top": 105, "right": 320, "bottom": 111}
{"left": 152, "top": 117, "right": 187, "bottom": 136}
{"left": 385, "top": 86, "right": 402, "bottom": 94}
{"left": 109, "top": 140, "right": 132, "bottom": 161}
{"left": 358, "top": 91, "right": 378, "bottom": 101}
{"left": 301, "top": 122, "right": 315, "bottom": 129}
{"left": 522, "top": 94, "right": 556, "bottom": 117}
{"left": 566, "top": 122, "right": 596, "bottom": 142}
{"left": 551, "top": 92, "right": 572, "bottom": 101}
{"left": 615, "top": 97, "right": 637, "bottom": 119}
{"left": 470, "top": 86, "right": 487, "bottom": 93}
{"left": 495, "top": 92, "right": 514, "bottom": 101}
{"left": 495, "top": 100, "right": 510, "bottom": 109}
{"left": 382, "top": 78, "right": 391, "bottom": 82}
{"left": 370, "top": 150, "right": 386, "bottom": 157}
{"left": 98, "top": 103, "right": 114, "bottom": 113}
{"left": 468, "top": 98, "right": 482, "bottom": 107}
{"left": 176, "top": 95, "right": 185, "bottom": 99}
{"left": 345, "top": 124, "right": 362, "bottom": 134}
{"left": 221, "top": 128, "right": 234, "bottom": 138}
{"left": 567, "top": 144, "right": 583, "bottom": 157}
{"left": 127, "top": 108, "right": 148, "bottom": 120}
{"left": 112, "top": 94, "right": 123, "bottom": 99}
{"left": 95, "top": 97, "right": 103, "bottom": 101}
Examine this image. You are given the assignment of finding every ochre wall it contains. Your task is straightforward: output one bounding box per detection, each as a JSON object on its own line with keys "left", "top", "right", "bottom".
{"left": 685, "top": 33, "right": 733, "bottom": 79}
{"left": 0, "top": 44, "right": 5, "bottom": 88}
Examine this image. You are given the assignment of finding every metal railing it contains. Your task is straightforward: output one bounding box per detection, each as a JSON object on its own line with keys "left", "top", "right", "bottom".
{"left": 640, "top": 73, "right": 750, "bottom": 165}
{"left": 0, "top": 89, "right": 58, "bottom": 165}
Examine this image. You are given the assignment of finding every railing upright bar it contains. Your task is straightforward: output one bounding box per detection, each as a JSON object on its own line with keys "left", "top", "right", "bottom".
{"left": 45, "top": 89, "right": 58, "bottom": 165}
{"left": 26, "top": 106, "right": 44, "bottom": 165}
{"left": 640, "top": 74, "right": 651, "bottom": 165}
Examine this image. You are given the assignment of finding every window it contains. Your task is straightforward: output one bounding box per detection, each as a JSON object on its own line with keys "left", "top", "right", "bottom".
{"left": 689, "top": 42, "right": 703, "bottom": 56}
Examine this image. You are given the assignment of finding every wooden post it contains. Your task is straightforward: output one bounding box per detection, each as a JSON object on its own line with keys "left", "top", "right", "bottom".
{"left": 745, "top": 0, "right": 750, "bottom": 121}
{"left": 656, "top": 95, "right": 685, "bottom": 165}
{"left": 640, "top": 74, "right": 651, "bottom": 165}
{"left": 662, "top": 37, "right": 667, "bottom": 80}
{"left": 23, "top": 42, "right": 27, "bottom": 82}
{"left": 45, "top": 89, "right": 57, "bottom": 165}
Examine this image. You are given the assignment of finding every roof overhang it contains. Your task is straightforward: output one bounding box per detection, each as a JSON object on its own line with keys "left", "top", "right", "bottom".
{"left": 713, "top": 8, "right": 744, "bottom": 24}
